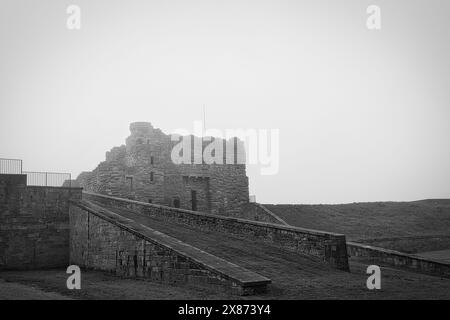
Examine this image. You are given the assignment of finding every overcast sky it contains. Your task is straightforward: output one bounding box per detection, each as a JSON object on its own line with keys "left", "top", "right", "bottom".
{"left": 1, "top": 0, "right": 449, "bottom": 204}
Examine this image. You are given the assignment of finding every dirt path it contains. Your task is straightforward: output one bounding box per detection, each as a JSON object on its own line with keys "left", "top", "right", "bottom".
{"left": 0, "top": 279, "right": 71, "bottom": 300}
{"left": 0, "top": 269, "right": 233, "bottom": 300}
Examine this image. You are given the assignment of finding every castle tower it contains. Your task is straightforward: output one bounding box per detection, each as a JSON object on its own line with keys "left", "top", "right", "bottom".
{"left": 126, "top": 122, "right": 154, "bottom": 149}
{"left": 76, "top": 121, "right": 249, "bottom": 216}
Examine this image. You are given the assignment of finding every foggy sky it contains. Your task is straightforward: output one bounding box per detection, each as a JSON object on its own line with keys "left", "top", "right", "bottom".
{"left": 1, "top": 0, "right": 449, "bottom": 204}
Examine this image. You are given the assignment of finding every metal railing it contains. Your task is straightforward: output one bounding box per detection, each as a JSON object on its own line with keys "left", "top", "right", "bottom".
{"left": 0, "top": 158, "right": 23, "bottom": 174}
{"left": 1, "top": 158, "right": 73, "bottom": 187}
{"left": 23, "top": 171, "right": 72, "bottom": 188}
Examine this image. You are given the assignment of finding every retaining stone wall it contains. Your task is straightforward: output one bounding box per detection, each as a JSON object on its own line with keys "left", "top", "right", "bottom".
{"left": 0, "top": 174, "right": 82, "bottom": 270}
{"left": 347, "top": 242, "right": 450, "bottom": 278}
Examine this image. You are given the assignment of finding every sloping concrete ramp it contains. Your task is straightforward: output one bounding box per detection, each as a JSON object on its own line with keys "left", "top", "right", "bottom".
{"left": 82, "top": 192, "right": 350, "bottom": 271}
{"left": 69, "top": 200, "right": 270, "bottom": 296}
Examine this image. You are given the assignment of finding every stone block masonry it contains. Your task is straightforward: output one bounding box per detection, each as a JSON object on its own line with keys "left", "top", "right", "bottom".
{"left": 69, "top": 201, "right": 271, "bottom": 295}
{"left": 0, "top": 174, "right": 82, "bottom": 270}
{"left": 83, "top": 192, "right": 350, "bottom": 271}
{"left": 347, "top": 242, "right": 450, "bottom": 278}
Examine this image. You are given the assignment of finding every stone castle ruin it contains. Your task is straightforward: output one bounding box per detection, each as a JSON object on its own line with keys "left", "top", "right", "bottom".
{"left": 76, "top": 122, "right": 250, "bottom": 217}
{"left": 4, "top": 123, "right": 447, "bottom": 296}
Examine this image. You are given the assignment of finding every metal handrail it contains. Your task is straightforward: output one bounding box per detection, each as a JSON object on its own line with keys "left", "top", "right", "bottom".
{"left": 1, "top": 158, "right": 72, "bottom": 188}
{"left": 23, "top": 171, "right": 72, "bottom": 188}
{"left": 0, "top": 158, "right": 23, "bottom": 174}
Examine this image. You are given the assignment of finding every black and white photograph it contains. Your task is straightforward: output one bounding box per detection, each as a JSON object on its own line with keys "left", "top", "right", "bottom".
{"left": 0, "top": 0, "right": 449, "bottom": 310}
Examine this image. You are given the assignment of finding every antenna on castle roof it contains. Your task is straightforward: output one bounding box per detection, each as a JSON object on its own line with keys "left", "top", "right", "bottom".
{"left": 203, "top": 104, "right": 206, "bottom": 137}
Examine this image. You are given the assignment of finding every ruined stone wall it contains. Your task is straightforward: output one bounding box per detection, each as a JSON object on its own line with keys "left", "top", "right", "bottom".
{"left": 208, "top": 164, "right": 249, "bottom": 217}
{"left": 162, "top": 174, "right": 210, "bottom": 212}
{"left": 0, "top": 174, "right": 82, "bottom": 270}
{"left": 105, "top": 145, "right": 126, "bottom": 162}
{"left": 76, "top": 122, "right": 249, "bottom": 217}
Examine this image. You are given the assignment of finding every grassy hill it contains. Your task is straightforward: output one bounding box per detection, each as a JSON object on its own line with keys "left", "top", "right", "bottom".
{"left": 264, "top": 199, "right": 450, "bottom": 253}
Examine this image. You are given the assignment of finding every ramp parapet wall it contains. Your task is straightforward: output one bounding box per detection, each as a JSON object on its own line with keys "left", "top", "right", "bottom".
{"left": 69, "top": 200, "right": 271, "bottom": 295}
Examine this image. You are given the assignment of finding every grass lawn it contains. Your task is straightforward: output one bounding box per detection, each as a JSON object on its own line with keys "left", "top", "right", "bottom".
{"left": 265, "top": 199, "right": 450, "bottom": 252}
